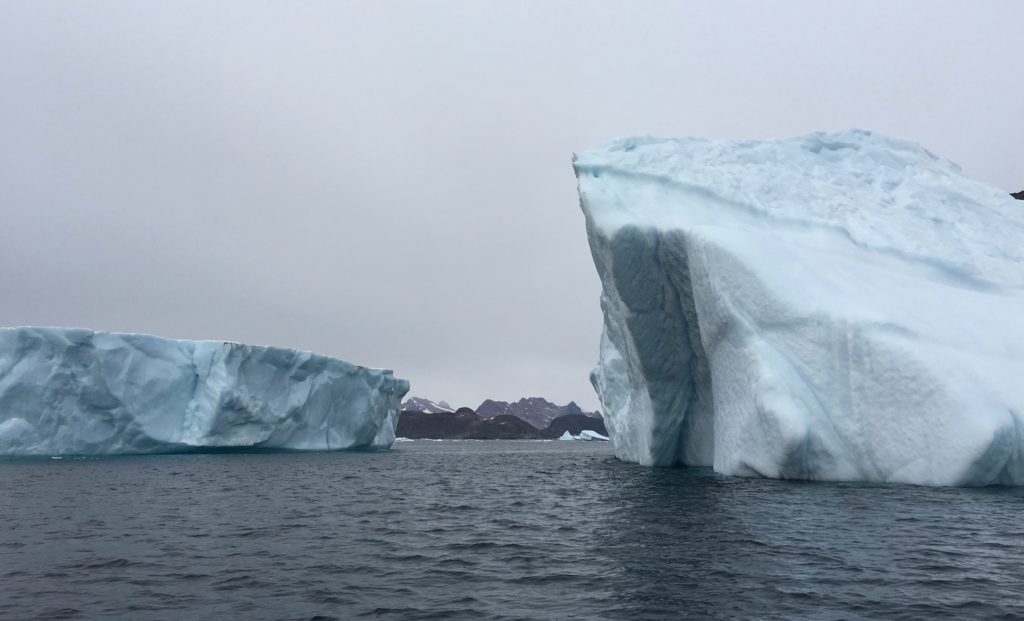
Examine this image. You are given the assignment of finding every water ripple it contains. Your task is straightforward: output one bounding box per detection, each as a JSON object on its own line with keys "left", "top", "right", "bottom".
{"left": 2, "top": 442, "right": 1024, "bottom": 619}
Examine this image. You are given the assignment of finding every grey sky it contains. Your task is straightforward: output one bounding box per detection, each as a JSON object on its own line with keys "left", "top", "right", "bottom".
{"left": 1, "top": 1, "right": 1021, "bottom": 410}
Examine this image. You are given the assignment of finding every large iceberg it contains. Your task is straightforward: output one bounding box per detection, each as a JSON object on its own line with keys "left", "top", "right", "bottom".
{"left": 574, "top": 130, "right": 1024, "bottom": 486}
{"left": 0, "top": 327, "right": 409, "bottom": 455}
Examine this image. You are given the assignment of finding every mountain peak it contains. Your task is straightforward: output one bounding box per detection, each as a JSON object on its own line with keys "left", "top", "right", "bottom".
{"left": 401, "top": 397, "right": 454, "bottom": 414}
{"left": 475, "top": 397, "right": 600, "bottom": 429}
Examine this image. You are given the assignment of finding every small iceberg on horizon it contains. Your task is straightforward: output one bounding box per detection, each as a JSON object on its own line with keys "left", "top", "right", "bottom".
{"left": 558, "top": 429, "right": 610, "bottom": 441}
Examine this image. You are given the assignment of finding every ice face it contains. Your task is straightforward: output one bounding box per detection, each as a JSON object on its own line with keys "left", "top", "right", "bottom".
{"left": 0, "top": 327, "right": 409, "bottom": 455}
{"left": 575, "top": 129, "right": 1024, "bottom": 486}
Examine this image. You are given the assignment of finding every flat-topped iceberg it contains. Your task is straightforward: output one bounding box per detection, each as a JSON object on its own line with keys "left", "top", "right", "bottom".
{"left": 0, "top": 327, "right": 409, "bottom": 455}
{"left": 574, "top": 129, "right": 1024, "bottom": 486}
{"left": 557, "top": 429, "right": 609, "bottom": 441}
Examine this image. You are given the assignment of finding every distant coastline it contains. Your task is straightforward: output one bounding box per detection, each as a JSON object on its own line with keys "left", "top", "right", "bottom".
{"left": 397, "top": 397, "right": 607, "bottom": 440}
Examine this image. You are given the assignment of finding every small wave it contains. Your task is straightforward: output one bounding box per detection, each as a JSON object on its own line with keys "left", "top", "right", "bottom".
{"left": 4, "top": 441, "right": 1023, "bottom": 620}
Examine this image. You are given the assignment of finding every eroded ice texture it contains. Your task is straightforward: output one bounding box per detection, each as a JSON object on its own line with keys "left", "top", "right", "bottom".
{"left": 0, "top": 327, "right": 409, "bottom": 455}
{"left": 574, "top": 129, "right": 1024, "bottom": 486}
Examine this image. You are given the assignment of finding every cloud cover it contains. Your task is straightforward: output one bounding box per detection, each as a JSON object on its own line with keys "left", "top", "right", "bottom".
{"left": 1, "top": 1, "right": 1021, "bottom": 409}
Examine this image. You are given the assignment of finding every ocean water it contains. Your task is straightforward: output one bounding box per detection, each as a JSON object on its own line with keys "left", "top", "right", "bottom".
{"left": 2, "top": 441, "right": 1023, "bottom": 620}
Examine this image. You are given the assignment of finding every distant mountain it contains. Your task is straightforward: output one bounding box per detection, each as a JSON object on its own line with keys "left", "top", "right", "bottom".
{"left": 395, "top": 410, "right": 606, "bottom": 441}
{"left": 396, "top": 407, "right": 478, "bottom": 438}
{"left": 396, "top": 408, "right": 539, "bottom": 440}
{"left": 475, "top": 397, "right": 601, "bottom": 429}
{"left": 1013, "top": 190, "right": 1023, "bottom": 200}
{"left": 462, "top": 415, "right": 542, "bottom": 440}
{"left": 401, "top": 396, "right": 454, "bottom": 413}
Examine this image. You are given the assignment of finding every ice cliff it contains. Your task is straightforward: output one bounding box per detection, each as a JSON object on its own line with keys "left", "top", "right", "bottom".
{"left": 0, "top": 327, "right": 409, "bottom": 455}
{"left": 574, "top": 129, "right": 1024, "bottom": 486}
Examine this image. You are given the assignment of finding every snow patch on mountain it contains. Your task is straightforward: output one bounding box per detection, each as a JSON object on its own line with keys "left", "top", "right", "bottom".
{"left": 401, "top": 397, "right": 454, "bottom": 414}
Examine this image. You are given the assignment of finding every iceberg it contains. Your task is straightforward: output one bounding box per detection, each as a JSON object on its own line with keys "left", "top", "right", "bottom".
{"left": 0, "top": 327, "right": 409, "bottom": 455}
{"left": 574, "top": 130, "right": 1024, "bottom": 486}
{"left": 578, "top": 430, "right": 609, "bottom": 442}
{"left": 558, "top": 430, "right": 575, "bottom": 441}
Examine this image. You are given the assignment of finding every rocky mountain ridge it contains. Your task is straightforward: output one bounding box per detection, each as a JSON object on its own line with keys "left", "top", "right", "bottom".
{"left": 396, "top": 409, "right": 608, "bottom": 440}
{"left": 400, "top": 397, "right": 453, "bottom": 414}
{"left": 474, "top": 397, "right": 600, "bottom": 429}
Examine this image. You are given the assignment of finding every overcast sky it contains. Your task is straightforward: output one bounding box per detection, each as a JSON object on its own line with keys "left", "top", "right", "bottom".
{"left": 1, "top": 1, "right": 1021, "bottom": 410}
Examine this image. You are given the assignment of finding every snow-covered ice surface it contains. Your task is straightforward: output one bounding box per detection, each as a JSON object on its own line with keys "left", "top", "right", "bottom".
{"left": 574, "top": 129, "right": 1024, "bottom": 486}
{"left": 0, "top": 327, "right": 409, "bottom": 456}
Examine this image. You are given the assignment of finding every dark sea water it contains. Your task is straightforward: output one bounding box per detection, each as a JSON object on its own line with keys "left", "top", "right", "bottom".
{"left": 2, "top": 441, "right": 1024, "bottom": 620}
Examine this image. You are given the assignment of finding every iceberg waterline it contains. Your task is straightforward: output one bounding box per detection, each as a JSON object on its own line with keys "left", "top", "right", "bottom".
{"left": 575, "top": 129, "right": 1024, "bottom": 486}
{"left": 557, "top": 429, "right": 609, "bottom": 442}
{"left": 0, "top": 327, "right": 409, "bottom": 455}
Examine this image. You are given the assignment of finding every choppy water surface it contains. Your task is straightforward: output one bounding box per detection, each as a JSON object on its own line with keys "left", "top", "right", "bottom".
{"left": 2, "top": 441, "right": 1024, "bottom": 620}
